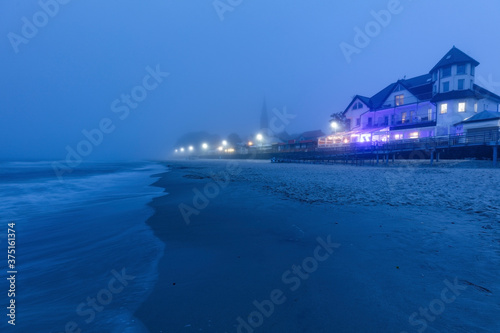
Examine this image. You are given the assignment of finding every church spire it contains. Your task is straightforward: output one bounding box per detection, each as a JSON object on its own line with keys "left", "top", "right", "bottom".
{"left": 260, "top": 97, "right": 269, "bottom": 132}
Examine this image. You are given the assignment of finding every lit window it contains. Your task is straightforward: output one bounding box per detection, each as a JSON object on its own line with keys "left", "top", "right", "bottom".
{"left": 474, "top": 103, "right": 478, "bottom": 112}
{"left": 428, "top": 108, "right": 433, "bottom": 120}
{"left": 441, "top": 103, "right": 448, "bottom": 114}
{"left": 394, "top": 134, "right": 403, "bottom": 140}
{"left": 395, "top": 94, "right": 404, "bottom": 106}
{"left": 458, "top": 79, "right": 464, "bottom": 90}
{"left": 457, "top": 64, "right": 466, "bottom": 75}
{"left": 443, "top": 82, "right": 450, "bottom": 92}
{"left": 441, "top": 66, "right": 452, "bottom": 78}
{"left": 409, "top": 132, "right": 419, "bottom": 139}
{"left": 402, "top": 112, "right": 407, "bottom": 123}
{"left": 458, "top": 102, "right": 466, "bottom": 112}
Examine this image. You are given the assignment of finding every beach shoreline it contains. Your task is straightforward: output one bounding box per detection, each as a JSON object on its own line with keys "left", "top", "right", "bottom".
{"left": 136, "top": 159, "right": 500, "bottom": 333}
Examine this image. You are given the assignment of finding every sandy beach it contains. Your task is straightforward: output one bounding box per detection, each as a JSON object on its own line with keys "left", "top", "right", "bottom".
{"left": 136, "top": 159, "right": 500, "bottom": 333}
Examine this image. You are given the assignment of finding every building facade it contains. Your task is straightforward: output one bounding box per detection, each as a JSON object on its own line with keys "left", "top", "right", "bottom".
{"left": 320, "top": 47, "right": 500, "bottom": 147}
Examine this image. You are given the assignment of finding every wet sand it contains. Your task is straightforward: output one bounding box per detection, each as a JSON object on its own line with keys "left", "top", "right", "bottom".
{"left": 136, "top": 160, "right": 500, "bottom": 333}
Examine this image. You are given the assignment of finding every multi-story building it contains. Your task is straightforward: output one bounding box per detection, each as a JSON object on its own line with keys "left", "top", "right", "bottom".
{"left": 320, "top": 47, "right": 500, "bottom": 146}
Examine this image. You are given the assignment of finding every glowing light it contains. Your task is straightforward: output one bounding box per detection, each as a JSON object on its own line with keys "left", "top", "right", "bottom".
{"left": 202, "top": 143, "right": 208, "bottom": 149}
{"left": 218, "top": 146, "right": 223, "bottom": 151}
{"left": 343, "top": 139, "right": 349, "bottom": 144}
{"left": 188, "top": 146, "right": 194, "bottom": 151}
{"left": 248, "top": 141, "right": 253, "bottom": 146}
{"left": 256, "top": 134, "right": 263, "bottom": 141}
{"left": 409, "top": 132, "right": 419, "bottom": 139}
{"left": 330, "top": 122, "right": 338, "bottom": 129}
{"left": 175, "top": 149, "right": 178, "bottom": 153}
{"left": 180, "top": 147, "right": 185, "bottom": 152}
{"left": 222, "top": 140, "right": 228, "bottom": 146}
{"left": 226, "top": 148, "right": 235, "bottom": 153}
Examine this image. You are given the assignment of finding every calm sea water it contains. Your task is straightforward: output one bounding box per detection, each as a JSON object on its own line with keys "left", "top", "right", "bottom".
{"left": 0, "top": 161, "right": 166, "bottom": 332}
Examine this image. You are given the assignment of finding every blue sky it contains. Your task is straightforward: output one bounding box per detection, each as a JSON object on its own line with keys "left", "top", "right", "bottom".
{"left": 1, "top": 0, "right": 500, "bottom": 160}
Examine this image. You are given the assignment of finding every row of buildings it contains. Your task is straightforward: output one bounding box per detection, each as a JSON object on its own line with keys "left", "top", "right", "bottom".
{"left": 318, "top": 46, "right": 500, "bottom": 148}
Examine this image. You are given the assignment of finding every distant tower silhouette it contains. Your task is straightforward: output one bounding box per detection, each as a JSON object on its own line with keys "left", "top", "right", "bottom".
{"left": 260, "top": 98, "right": 269, "bottom": 133}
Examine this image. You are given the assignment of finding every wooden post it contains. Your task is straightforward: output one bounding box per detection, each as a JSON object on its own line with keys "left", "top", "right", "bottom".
{"left": 386, "top": 154, "right": 389, "bottom": 165}
{"left": 437, "top": 152, "right": 440, "bottom": 162}
{"left": 493, "top": 146, "right": 498, "bottom": 167}
{"left": 430, "top": 150, "right": 434, "bottom": 166}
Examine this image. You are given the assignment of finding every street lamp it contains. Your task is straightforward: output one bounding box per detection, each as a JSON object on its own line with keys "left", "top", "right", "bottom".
{"left": 202, "top": 143, "right": 208, "bottom": 150}
{"left": 180, "top": 147, "right": 185, "bottom": 152}
{"left": 188, "top": 146, "right": 194, "bottom": 151}
{"left": 256, "top": 133, "right": 263, "bottom": 141}
{"left": 330, "top": 122, "right": 338, "bottom": 134}
{"left": 222, "top": 140, "right": 228, "bottom": 147}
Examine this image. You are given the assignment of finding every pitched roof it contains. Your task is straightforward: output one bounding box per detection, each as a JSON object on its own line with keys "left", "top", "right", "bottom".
{"left": 348, "top": 74, "right": 433, "bottom": 112}
{"left": 430, "top": 46, "right": 480, "bottom": 73}
{"left": 455, "top": 111, "right": 500, "bottom": 125}
{"left": 431, "top": 84, "right": 500, "bottom": 103}
{"left": 341, "top": 95, "right": 372, "bottom": 114}
{"left": 299, "top": 130, "right": 325, "bottom": 139}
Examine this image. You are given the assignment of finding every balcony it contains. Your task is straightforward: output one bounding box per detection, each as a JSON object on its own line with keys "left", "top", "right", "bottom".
{"left": 390, "top": 117, "right": 436, "bottom": 130}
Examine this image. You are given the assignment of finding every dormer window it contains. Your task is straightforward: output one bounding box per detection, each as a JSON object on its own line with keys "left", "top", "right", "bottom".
{"left": 395, "top": 94, "right": 404, "bottom": 106}
{"left": 441, "top": 66, "right": 452, "bottom": 78}
{"left": 457, "top": 64, "right": 466, "bottom": 75}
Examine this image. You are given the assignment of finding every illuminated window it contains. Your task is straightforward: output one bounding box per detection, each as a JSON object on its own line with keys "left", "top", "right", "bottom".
{"left": 394, "top": 134, "right": 403, "bottom": 140}
{"left": 395, "top": 94, "right": 404, "bottom": 106}
{"left": 402, "top": 112, "right": 407, "bottom": 123}
{"left": 458, "top": 102, "right": 466, "bottom": 112}
{"left": 474, "top": 103, "right": 478, "bottom": 112}
{"left": 443, "top": 82, "right": 450, "bottom": 92}
{"left": 409, "top": 132, "right": 419, "bottom": 139}
{"left": 428, "top": 108, "right": 432, "bottom": 120}
{"left": 458, "top": 79, "right": 464, "bottom": 90}
{"left": 457, "top": 64, "right": 466, "bottom": 75}
{"left": 441, "top": 66, "right": 451, "bottom": 78}
{"left": 441, "top": 103, "right": 448, "bottom": 114}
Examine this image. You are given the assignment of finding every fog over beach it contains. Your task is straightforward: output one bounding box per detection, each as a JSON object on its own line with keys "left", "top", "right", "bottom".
{"left": 2, "top": 0, "right": 500, "bottom": 332}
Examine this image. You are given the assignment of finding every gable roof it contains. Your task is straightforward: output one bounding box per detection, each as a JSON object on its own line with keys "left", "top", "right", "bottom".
{"left": 430, "top": 46, "right": 480, "bottom": 73}
{"left": 455, "top": 111, "right": 500, "bottom": 125}
{"left": 431, "top": 84, "right": 500, "bottom": 103}
{"left": 299, "top": 130, "right": 325, "bottom": 140}
{"left": 341, "top": 95, "right": 372, "bottom": 114}
{"left": 344, "top": 74, "right": 433, "bottom": 113}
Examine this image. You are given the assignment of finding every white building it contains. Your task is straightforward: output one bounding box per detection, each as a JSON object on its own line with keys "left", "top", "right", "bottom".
{"left": 320, "top": 47, "right": 500, "bottom": 147}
